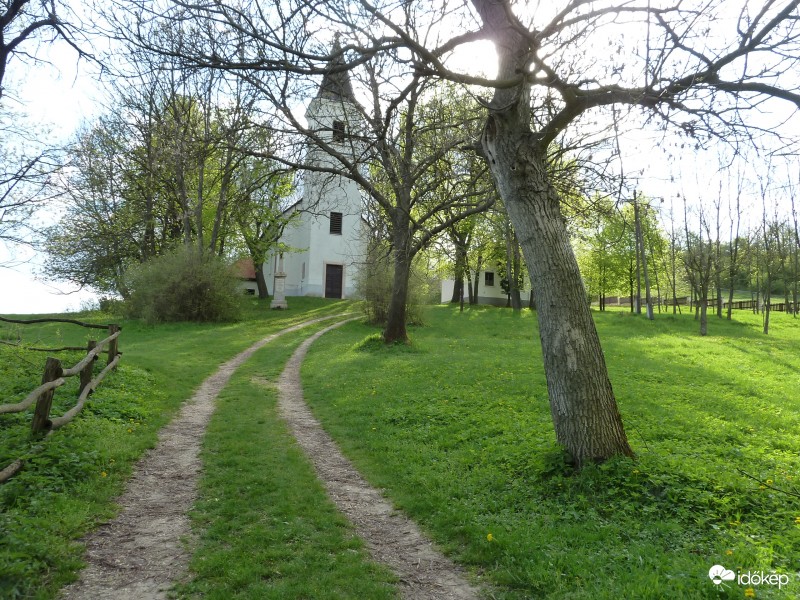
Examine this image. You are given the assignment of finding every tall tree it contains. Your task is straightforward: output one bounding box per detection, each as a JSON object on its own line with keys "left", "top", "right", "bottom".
{"left": 113, "top": 0, "right": 800, "bottom": 466}
{"left": 0, "top": 0, "right": 87, "bottom": 99}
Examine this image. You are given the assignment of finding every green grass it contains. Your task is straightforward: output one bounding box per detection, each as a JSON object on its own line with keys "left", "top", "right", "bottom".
{"left": 177, "top": 325, "right": 397, "bottom": 599}
{"left": 0, "top": 297, "right": 354, "bottom": 599}
{"left": 3, "top": 298, "right": 799, "bottom": 598}
{"left": 300, "top": 306, "right": 800, "bottom": 599}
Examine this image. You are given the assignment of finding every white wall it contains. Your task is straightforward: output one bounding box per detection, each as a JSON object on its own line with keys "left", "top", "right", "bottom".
{"left": 440, "top": 269, "right": 532, "bottom": 307}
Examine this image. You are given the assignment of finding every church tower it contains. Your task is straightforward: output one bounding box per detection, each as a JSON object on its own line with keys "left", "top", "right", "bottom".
{"left": 264, "top": 46, "right": 366, "bottom": 299}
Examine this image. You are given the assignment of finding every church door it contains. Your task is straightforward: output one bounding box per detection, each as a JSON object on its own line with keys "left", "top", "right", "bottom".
{"left": 325, "top": 264, "right": 344, "bottom": 298}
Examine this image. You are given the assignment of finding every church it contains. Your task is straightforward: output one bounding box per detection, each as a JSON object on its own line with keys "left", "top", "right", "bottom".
{"left": 262, "top": 50, "right": 367, "bottom": 300}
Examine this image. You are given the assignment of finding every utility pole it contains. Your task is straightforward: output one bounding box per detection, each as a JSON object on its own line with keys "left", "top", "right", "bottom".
{"left": 634, "top": 196, "right": 642, "bottom": 314}
{"left": 632, "top": 191, "right": 654, "bottom": 320}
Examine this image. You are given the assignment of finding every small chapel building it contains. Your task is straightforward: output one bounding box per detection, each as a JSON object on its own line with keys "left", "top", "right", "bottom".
{"left": 262, "top": 50, "right": 367, "bottom": 299}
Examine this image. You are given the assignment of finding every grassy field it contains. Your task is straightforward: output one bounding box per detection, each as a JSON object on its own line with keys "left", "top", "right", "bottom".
{"left": 300, "top": 306, "right": 800, "bottom": 599}
{"left": 1, "top": 299, "right": 798, "bottom": 598}
{"left": 0, "top": 297, "right": 353, "bottom": 599}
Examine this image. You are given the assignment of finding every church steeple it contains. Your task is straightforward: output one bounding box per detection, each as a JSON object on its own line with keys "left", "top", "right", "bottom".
{"left": 315, "top": 42, "right": 356, "bottom": 104}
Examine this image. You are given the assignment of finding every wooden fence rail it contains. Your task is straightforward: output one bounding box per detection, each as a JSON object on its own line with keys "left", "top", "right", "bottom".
{"left": 0, "top": 322, "right": 122, "bottom": 483}
{"left": 599, "top": 296, "right": 798, "bottom": 313}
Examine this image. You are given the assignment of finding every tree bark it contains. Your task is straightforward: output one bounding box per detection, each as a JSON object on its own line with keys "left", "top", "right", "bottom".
{"left": 451, "top": 242, "right": 466, "bottom": 303}
{"left": 254, "top": 261, "right": 269, "bottom": 299}
{"left": 472, "top": 0, "right": 633, "bottom": 466}
{"left": 481, "top": 118, "right": 633, "bottom": 466}
{"left": 383, "top": 216, "right": 412, "bottom": 344}
{"left": 471, "top": 253, "right": 482, "bottom": 304}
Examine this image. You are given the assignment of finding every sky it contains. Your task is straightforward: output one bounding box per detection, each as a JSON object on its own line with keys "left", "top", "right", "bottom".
{"left": 0, "top": 38, "right": 99, "bottom": 314}
{"left": 1, "top": 3, "right": 798, "bottom": 314}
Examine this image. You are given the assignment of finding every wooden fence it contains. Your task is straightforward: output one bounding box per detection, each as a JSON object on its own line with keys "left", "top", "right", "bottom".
{"left": 599, "top": 296, "right": 798, "bottom": 313}
{"left": 0, "top": 318, "right": 122, "bottom": 483}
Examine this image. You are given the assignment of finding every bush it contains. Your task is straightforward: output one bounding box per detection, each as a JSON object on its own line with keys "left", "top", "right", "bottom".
{"left": 355, "top": 244, "right": 429, "bottom": 327}
{"left": 123, "top": 247, "right": 242, "bottom": 323}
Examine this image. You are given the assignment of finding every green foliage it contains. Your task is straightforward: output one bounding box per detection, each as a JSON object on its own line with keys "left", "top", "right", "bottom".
{"left": 0, "top": 297, "right": 354, "bottom": 599}
{"left": 123, "top": 246, "right": 242, "bottom": 323}
{"left": 0, "top": 357, "right": 164, "bottom": 599}
{"left": 302, "top": 307, "right": 800, "bottom": 599}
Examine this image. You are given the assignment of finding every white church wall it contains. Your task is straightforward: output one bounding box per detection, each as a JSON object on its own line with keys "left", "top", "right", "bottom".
{"left": 260, "top": 49, "right": 367, "bottom": 300}
{"left": 440, "top": 269, "right": 533, "bottom": 307}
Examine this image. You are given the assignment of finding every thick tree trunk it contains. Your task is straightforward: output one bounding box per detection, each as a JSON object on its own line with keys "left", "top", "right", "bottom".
{"left": 727, "top": 279, "right": 735, "bottom": 320}
{"left": 473, "top": 0, "right": 632, "bottom": 466}
{"left": 481, "top": 118, "right": 633, "bottom": 466}
{"left": 700, "top": 286, "right": 709, "bottom": 336}
{"left": 384, "top": 222, "right": 412, "bottom": 344}
{"left": 254, "top": 262, "right": 269, "bottom": 299}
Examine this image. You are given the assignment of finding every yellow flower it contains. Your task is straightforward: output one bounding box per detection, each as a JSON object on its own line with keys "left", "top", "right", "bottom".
{"left": 794, "top": 516, "right": 800, "bottom": 524}
{"left": 101, "top": 472, "right": 107, "bottom": 478}
{"left": 744, "top": 587, "right": 755, "bottom": 598}
{"left": 487, "top": 533, "right": 494, "bottom": 542}
{"left": 759, "top": 485, "right": 766, "bottom": 490}
{"left": 766, "top": 479, "right": 773, "bottom": 485}
{"left": 726, "top": 549, "right": 733, "bottom": 556}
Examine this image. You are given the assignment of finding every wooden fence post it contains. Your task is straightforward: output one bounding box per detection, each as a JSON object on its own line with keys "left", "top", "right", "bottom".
{"left": 107, "top": 324, "right": 120, "bottom": 367}
{"left": 79, "top": 340, "right": 97, "bottom": 395}
{"left": 32, "top": 357, "right": 62, "bottom": 434}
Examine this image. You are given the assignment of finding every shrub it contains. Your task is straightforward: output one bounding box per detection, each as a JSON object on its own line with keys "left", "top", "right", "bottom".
{"left": 123, "top": 247, "right": 241, "bottom": 323}
{"left": 355, "top": 243, "right": 429, "bottom": 327}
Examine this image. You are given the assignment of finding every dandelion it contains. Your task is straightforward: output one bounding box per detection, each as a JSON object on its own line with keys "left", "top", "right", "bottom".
{"left": 487, "top": 533, "right": 494, "bottom": 542}
{"left": 794, "top": 516, "right": 800, "bottom": 525}
{"left": 101, "top": 472, "right": 107, "bottom": 478}
{"left": 744, "top": 587, "right": 755, "bottom": 598}
{"left": 726, "top": 549, "right": 733, "bottom": 556}
{"left": 759, "top": 485, "right": 766, "bottom": 490}
{"left": 766, "top": 479, "right": 773, "bottom": 485}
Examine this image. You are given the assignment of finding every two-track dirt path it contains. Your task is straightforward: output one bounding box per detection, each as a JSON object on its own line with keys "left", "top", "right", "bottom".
{"left": 60, "top": 315, "right": 481, "bottom": 600}
{"left": 277, "top": 320, "right": 480, "bottom": 600}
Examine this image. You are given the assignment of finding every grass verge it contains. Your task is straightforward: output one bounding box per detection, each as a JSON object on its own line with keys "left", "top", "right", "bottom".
{"left": 301, "top": 305, "right": 800, "bottom": 599}
{"left": 0, "top": 297, "right": 353, "bottom": 599}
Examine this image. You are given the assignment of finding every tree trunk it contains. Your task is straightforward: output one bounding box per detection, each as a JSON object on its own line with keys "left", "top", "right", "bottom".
{"left": 254, "top": 262, "right": 269, "bottom": 299}
{"left": 480, "top": 116, "right": 633, "bottom": 466}
{"left": 700, "top": 286, "right": 708, "bottom": 336}
{"left": 473, "top": 0, "right": 632, "bottom": 466}
{"left": 384, "top": 221, "right": 412, "bottom": 344}
{"left": 451, "top": 243, "right": 466, "bottom": 303}
{"left": 471, "top": 253, "right": 482, "bottom": 304}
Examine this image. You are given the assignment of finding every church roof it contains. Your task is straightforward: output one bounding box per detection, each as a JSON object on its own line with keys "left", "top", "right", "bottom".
{"left": 315, "top": 44, "right": 356, "bottom": 104}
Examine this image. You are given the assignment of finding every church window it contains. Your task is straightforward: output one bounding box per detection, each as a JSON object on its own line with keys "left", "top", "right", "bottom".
{"left": 330, "top": 212, "right": 343, "bottom": 235}
{"left": 485, "top": 271, "right": 495, "bottom": 286}
{"left": 332, "top": 120, "right": 346, "bottom": 142}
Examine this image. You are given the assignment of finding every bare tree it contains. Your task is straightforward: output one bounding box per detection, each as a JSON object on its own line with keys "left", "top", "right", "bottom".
{"left": 109, "top": 0, "right": 800, "bottom": 466}
{"left": 1, "top": 1, "right": 91, "bottom": 258}
{"left": 791, "top": 177, "right": 800, "bottom": 316}
{"left": 682, "top": 199, "right": 714, "bottom": 336}
{"left": 0, "top": 0, "right": 89, "bottom": 99}
{"left": 726, "top": 171, "right": 744, "bottom": 320}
